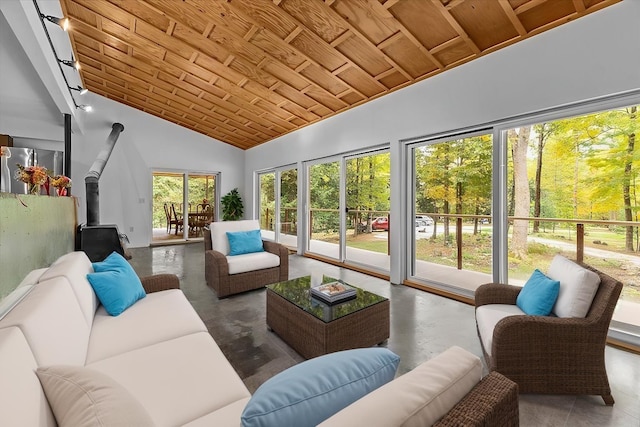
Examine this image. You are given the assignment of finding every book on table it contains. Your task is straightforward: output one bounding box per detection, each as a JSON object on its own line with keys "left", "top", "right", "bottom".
{"left": 310, "top": 281, "right": 357, "bottom": 304}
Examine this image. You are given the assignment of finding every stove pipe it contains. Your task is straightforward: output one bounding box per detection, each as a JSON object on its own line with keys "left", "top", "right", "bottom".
{"left": 85, "top": 123, "right": 124, "bottom": 226}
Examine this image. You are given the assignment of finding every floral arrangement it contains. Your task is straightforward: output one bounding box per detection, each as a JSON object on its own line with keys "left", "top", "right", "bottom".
{"left": 15, "top": 164, "right": 48, "bottom": 194}
{"left": 202, "top": 198, "right": 209, "bottom": 204}
{"left": 50, "top": 174, "right": 72, "bottom": 196}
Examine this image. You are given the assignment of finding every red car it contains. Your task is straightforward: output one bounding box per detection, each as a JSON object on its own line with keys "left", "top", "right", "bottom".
{"left": 371, "top": 217, "right": 389, "bottom": 231}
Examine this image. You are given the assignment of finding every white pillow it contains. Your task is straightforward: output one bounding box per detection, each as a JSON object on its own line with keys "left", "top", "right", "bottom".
{"left": 318, "top": 346, "right": 481, "bottom": 427}
{"left": 548, "top": 255, "right": 600, "bottom": 318}
{"left": 36, "top": 365, "right": 154, "bottom": 427}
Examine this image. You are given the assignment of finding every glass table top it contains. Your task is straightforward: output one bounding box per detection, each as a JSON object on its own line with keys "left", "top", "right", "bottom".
{"left": 267, "top": 276, "right": 388, "bottom": 323}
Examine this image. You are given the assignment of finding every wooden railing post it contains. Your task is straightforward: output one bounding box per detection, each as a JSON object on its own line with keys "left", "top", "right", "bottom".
{"left": 577, "top": 223, "right": 584, "bottom": 263}
{"left": 456, "top": 217, "right": 463, "bottom": 269}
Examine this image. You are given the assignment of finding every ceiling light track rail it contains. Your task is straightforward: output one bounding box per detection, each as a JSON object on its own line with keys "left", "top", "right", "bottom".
{"left": 33, "top": 0, "right": 90, "bottom": 112}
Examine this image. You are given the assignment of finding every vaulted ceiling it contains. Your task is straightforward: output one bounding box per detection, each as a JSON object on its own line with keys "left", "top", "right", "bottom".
{"left": 60, "top": 0, "right": 620, "bottom": 149}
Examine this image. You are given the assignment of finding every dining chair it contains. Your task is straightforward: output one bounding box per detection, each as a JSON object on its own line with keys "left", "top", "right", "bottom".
{"left": 170, "top": 203, "right": 184, "bottom": 235}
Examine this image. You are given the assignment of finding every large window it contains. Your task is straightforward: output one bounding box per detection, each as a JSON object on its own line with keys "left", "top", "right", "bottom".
{"left": 410, "top": 133, "right": 493, "bottom": 295}
{"left": 505, "top": 105, "right": 639, "bottom": 333}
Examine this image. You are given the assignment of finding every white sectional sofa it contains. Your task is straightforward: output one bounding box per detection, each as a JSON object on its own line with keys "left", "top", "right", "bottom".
{"left": 0, "top": 251, "right": 518, "bottom": 426}
{"left": 0, "top": 251, "right": 251, "bottom": 426}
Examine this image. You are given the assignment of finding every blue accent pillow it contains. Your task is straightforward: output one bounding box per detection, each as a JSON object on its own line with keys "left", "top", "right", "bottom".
{"left": 516, "top": 269, "right": 560, "bottom": 316}
{"left": 87, "top": 252, "right": 146, "bottom": 316}
{"left": 226, "top": 230, "right": 264, "bottom": 256}
{"left": 241, "top": 348, "right": 400, "bottom": 427}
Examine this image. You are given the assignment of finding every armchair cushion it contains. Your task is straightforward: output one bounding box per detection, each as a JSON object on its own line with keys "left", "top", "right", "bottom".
{"left": 548, "top": 255, "right": 600, "bottom": 318}
{"left": 226, "top": 252, "right": 281, "bottom": 275}
{"left": 227, "top": 230, "right": 264, "bottom": 256}
{"left": 475, "top": 304, "right": 525, "bottom": 357}
{"left": 210, "top": 220, "right": 261, "bottom": 255}
{"left": 516, "top": 269, "right": 560, "bottom": 315}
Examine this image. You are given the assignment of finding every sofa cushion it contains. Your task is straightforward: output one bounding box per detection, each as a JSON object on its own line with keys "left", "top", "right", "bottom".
{"left": 319, "top": 346, "right": 482, "bottom": 427}
{"left": 87, "top": 332, "right": 251, "bottom": 427}
{"left": 475, "top": 304, "right": 525, "bottom": 357}
{"left": 548, "top": 255, "right": 601, "bottom": 318}
{"left": 242, "top": 348, "right": 400, "bottom": 427}
{"left": 183, "top": 398, "right": 251, "bottom": 427}
{"left": 227, "top": 230, "right": 265, "bottom": 256}
{"left": 0, "top": 327, "right": 56, "bottom": 427}
{"left": 227, "top": 251, "right": 281, "bottom": 275}
{"left": 86, "top": 255, "right": 146, "bottom": 316}
{"left": 516, "top": 269, "right": 560, "bottom": 316}
{"left": 0, "top": 277, "right": 90, "bottom": 366}
{"left": 210, "top": 219, "right": 261, "bottom": 255}
{"left": 38, "top": 252, "right": 97, "bottom": 327}
{"left": 36, "top": 365, "right": 154, "bottom": 427}
{"left": 86, "top": 289, "right": 208, "bottom": 364}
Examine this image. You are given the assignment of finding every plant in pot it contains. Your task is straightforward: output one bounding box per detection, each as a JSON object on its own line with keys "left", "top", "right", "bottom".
{"left": 221, "top": 188, "right": 244, "bottom": 221}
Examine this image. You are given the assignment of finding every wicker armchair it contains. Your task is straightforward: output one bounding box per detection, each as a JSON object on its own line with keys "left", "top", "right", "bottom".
{"left": 475, "top": 264, "right": 623, "bottom": 405}
{"left": 204, "top": 220, "right": 288, "bottom": 298}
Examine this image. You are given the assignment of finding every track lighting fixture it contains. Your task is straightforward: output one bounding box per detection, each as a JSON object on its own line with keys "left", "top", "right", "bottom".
{"left": 78, "top": 104, "right": 93, "bottom": 112}
{"left": 40, "top": 14, "right": 69, "bottom": 31}
{"left": 70, "top": 85, "right": 89, "bottom": 95}
{"left": 59, "top": 58, "right": 80, "bottom": 70}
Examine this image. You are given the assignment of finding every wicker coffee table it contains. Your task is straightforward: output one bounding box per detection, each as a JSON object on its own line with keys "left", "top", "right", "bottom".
{"left": 266, "top": 276, "right": 390, "bottom": 359}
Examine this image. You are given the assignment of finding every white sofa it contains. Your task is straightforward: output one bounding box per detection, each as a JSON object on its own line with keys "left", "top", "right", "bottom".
{"left": 0, "top": 251, "right": 518, "bottom": 426}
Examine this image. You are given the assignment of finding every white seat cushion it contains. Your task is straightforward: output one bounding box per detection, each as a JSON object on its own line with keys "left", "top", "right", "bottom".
{"left": 86, "top": 289, "right": 208, "bottom": 363}
{"left": 0, "top": 327, "right": 56, "bottom": 427}
{"left": 548, "top": 255, "right": 601, "bottom": 318}
{"left": 475, "top": 304, "right": 525, "bottom": 357}
{"left": 87, "top": 332, "right": 251, "bottom": 427}
{"left": 227, "top": 251, "right": 280, "bottom": 275}
{"left": 182, "top": 398, "right": 250, "bottom": 427}
{"left": 210, "top": 220, "right": 261, "bottom": 255}
{"left": 319, "top": 346, "right": 482, "bottom": 427}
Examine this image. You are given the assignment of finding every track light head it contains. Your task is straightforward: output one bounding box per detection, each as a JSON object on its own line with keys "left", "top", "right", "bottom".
{"left": 70, "top": 85, "right": 89, "bottom": 95}
{"left": 59, "top": 58, "right": 80, "bottom": 70}
{"left": 40, "top": 14, "right": 69, "bottom": 31}
{"left": 78, "top": 104, "right": 93, "bottom": 112}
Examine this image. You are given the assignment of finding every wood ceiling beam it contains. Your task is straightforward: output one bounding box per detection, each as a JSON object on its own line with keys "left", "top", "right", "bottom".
{"left": 498, "top": 0, "right": 527, "bottom": 36}
{"left": 430, "top": 0, "right": 481, "bottom": 55}
{"left": 514, "top": 0, "right": 546, "bottom": 15}
{"left": 367, "top": 0, "right": 444, "bottom": 70}
{"left": 319, "top": 1, "right": 413, "bottom": 81}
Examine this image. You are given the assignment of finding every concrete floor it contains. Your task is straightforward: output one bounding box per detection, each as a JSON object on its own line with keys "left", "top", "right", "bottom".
{"left": 129, "top": 243, "right": 640, "bottom": 427}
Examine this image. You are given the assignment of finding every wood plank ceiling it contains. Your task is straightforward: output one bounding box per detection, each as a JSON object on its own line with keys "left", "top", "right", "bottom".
{"left": 60, "top": 0, "right": 620, "bottom": 150}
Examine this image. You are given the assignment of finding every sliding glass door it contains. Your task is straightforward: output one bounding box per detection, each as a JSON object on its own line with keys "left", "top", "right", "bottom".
{"left": 258, "top": 166, "right": 298, "bottom": 248}
{"left": 409, "top": 132, "right": 493, "bottom": 296}
{"left": 152, "top": 170, "right": 217, "bottom": 243}
{"left": 306, "top": 149, "right": 390, "bottom": 273}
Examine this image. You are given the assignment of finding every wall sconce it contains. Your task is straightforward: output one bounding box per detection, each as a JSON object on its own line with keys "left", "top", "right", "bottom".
{"left": 40, "top": 14, "right": 70, "bottom": 31}
{"left": 70, "top": 85, "right": 89, "bottom": 95}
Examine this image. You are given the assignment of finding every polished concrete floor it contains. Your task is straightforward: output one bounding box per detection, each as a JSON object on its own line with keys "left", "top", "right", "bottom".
{"left": 129, "top": 243, "right": 640, "bottom": 427}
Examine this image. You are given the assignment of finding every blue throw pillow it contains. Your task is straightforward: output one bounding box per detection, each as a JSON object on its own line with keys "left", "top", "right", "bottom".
{"left": 92, "top": 251, "right": 132, "bottom": 273}
{"left": 516, "top": 269, "right": 560, "bottom": 316}
{"left": 226, "top": 230, "right": 264, "bottom": 256}
{"left": 241, "top": 348, "right": 400, "bottom": 427}
{"left": 87, "top": 252, "right": 146, "bottom": 316}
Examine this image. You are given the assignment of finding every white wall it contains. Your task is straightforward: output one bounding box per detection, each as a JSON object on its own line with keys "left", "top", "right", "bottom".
{"left": 244, "top": 0, "right": 640, "bottom": 199}
{"left": 69, "top": 93, "right": 244, "bottom": 247}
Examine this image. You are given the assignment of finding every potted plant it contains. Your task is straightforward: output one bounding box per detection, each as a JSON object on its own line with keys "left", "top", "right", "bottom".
{"left": 221, "top": 188, "right": 244, "bottom": 221}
